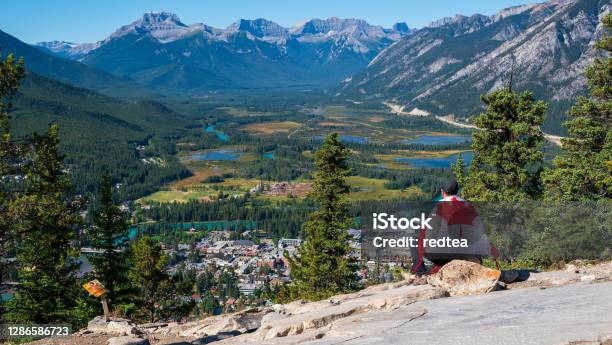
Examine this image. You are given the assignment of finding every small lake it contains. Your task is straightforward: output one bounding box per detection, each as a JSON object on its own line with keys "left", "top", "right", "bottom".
{"left": 341, "top": 135, "right": 369, "bottom": 144}
{"left": 404, "top": 135, "right": 472, "bottom": 145}
{"left": 205, "top": 126, "right": 230, "bottom": 142}
{"left": 1, "top": 291, "right": 13, "bottom": 302}
{"left": 394, "top": 151, "right": 474, "bottom": 169}
{"left": 188, "top": 149, "right": 240, "bottom": 161}
{"left": 263, "top": 152, "right": 275, "bottom": 159}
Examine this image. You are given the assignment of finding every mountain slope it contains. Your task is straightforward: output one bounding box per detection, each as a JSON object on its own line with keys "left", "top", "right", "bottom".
{"left": 38, "top": 13, "right": 412, "bottom": 91}
{"left": 338, "top": 0, "right": 610, "bottom": 134}
{"left": 11, "top": 72, "right": 190, "bottom": 199}
{"left": 0, "top": 30, "right": 153, "bottom": 98}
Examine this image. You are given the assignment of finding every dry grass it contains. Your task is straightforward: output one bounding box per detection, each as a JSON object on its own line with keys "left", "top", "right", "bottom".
{"left": 169, "top": 164, "right": 229, "bottom": 189}
{"left": 240, "top": 121, "right": 301, "bottom": 134}
{"left": 368, "top": 116, "right": 387, "bottom": 123}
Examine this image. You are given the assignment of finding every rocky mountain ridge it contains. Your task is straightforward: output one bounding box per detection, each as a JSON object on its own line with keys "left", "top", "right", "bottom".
{"left": 35, "top": 12, "right": 412, "bottom": 91}
{"left": 338, "top": 0, "right": 610, "bottom": 134}
{"left": 39, "top": 13, "right": 410, "bottom": 56}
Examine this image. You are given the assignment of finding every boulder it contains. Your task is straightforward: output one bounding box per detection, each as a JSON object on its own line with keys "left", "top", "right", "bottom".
{"left": 107, "top": 336, "right": 149, "bottom": 345}
{"left": 88, "top": 316, "right": 143, "bottom": 336}
{"left": 510, "top": 260, "right": 612, "bottom": 289}
{"left": 427, "top": 260, "right": 501, "bottom": 296}
{"left": 177, "top": 308, "right": 268, "bottom": 337}
{"left": 600, "top": 333, "right": 612, "bottom": 345}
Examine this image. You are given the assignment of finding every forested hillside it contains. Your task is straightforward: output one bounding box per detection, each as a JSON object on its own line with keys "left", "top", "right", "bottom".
{"left": 0, "top": 30, "right": 155, "bottom": 98}
{"left": 11, "top": 72, "right": 190, "bottom": 199}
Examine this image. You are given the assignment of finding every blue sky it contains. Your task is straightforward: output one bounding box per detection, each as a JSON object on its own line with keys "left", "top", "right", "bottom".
{"left": 2, "top": 0, "right": 532, "bottom": 43}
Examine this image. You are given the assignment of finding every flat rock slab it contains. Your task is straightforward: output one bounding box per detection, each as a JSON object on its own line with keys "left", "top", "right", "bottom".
{"left": 256, "top": 284, "right": 446, "bottom": 340}
{"left": 211, "top": 281, "right": 612, "bottom": 345}
{"left": 510, "top": 261, "right": 612, "bottom": 289}
{"left": 315, "top": 281, "right": 612, "bottom": 345}
{"left": 206, "top": 283, "right": 445, "bottom": 344}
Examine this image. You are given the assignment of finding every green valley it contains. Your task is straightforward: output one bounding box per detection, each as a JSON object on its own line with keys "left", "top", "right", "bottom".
{"left": 1, "top": 2, "right": 610, "bottom": 343}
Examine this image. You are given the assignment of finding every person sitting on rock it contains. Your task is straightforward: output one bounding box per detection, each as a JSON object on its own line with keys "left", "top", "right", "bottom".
{"left": 413, "top": 178, "right": 499, "bottom": 274}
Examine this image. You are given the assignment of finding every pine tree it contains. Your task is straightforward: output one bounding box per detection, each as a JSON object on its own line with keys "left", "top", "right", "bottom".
{"left": 129, "top": 236, "right": 172, "bottom": 321}
{"left": 286, "top": 133, "right": 358, "bottom": 300}
{"left": 543, "top": 14, "right": 611, "bottom": 200}
{"left": 0, "top": 53, "right": 24, "bottom": 321}
{"left": 0, "top": 53, "right": 24, "bottom": 176}
{"left": 89, "top": 174, "right": 130, "bottom": 306}
{"left": 462, "top": 89, "right": 547, "bottom": 201}
{"left": 6, "top": 125, "right": 82, "bottom": 325}
{"left": 451, "top": 154, "right": 466, "bottom": 191}
{"left": 200, "top": 291, "right": 217, "bottom": 316}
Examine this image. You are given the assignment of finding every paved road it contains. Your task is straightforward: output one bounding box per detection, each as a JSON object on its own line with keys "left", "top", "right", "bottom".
{"left": 383, "top": 102, "right": 564, "bottom": 147}
{"left": 436, "top": 114, "right": 563, "bottom": 147}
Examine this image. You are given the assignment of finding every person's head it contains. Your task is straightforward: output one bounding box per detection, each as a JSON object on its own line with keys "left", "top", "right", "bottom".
{"left": 441, "top": 178, "right": 459, "bottom": 197}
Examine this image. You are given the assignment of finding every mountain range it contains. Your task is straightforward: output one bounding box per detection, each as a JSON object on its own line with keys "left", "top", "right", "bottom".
{"left": 36, "top": 13, "right": 412, "bottom": 91}
{"left": 337, "top": 0, "right": 610, "bottom": 132}
{"left": 0, "top": 0, "right": 607, "bottom": 134}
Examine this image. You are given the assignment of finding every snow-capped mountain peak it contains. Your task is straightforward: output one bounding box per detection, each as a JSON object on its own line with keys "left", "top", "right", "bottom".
{"left": 108, "top": 11, "right": 201, "bottom": 43}
{"left": 36, "top": 40, "right": 79, "bottom": 52}
{"left": 138, "top": 11, "right": 185, "bottom": 27}
{"left": 226, "top": 18, "right": 288, "bottom": 39}
{"left": 35, "top": 13, "right": 413, "bottom": 90}
{"left": 289, "top": 17, "right": 374, "bottom": 36}
{"left": 35, "top": 40, "right": 100, "bottom": 60}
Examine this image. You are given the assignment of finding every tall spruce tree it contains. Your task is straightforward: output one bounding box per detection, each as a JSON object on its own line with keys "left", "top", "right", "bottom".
{"left": 0, "top": 53, "right": 24, "bottom": 321}
{"left": 286, "top": 133, "right": 358, "bottom": 300}
{"left": 89, "top": 174, "right": 130, "bottom": 306}
{"left": 543, "top": 14, "right": 611, "bottom": 200}
{"left": 0, "top": 54, "right": 24, "bottom": 179}
{"left": 451, "top": 154, "right": 466, "bottom": 191}
{"left": 129, "top": 236, "right": 172, "bottom": 321}
{"left": 6, "top": 125, "right": 82, "bottom": 324}
{"left": 460, "top": 89, "right": 547, "bottom": 201}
